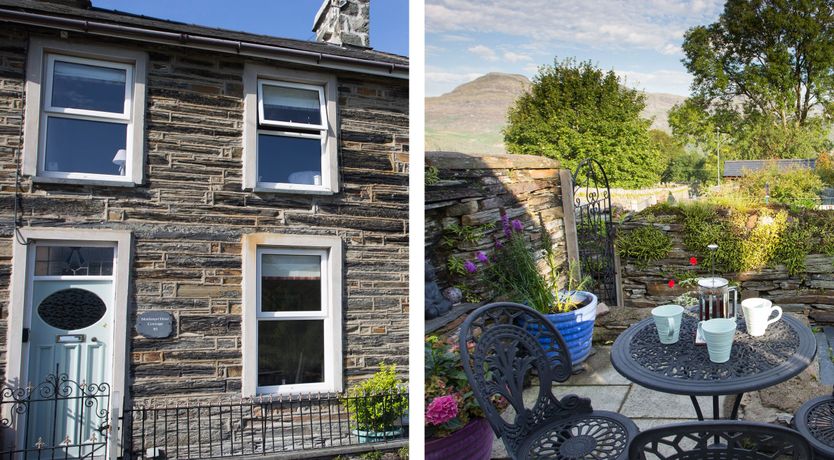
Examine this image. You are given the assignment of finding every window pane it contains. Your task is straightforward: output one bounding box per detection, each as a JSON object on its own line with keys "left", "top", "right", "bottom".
{"left": 261, "top": 254, "right": 321, "bottom": 312}
{"left": 51, "top": 60, "right": 126, "bottom": 113}
{"left": 258, "top": 320, "right": 324, "bottom": 387}
{"left": 34, "top": 246, "right": 114, "bottom": 276}
{"left": 257, "top": 134, "right": 322, "bottom": 185}
{"left": 261, "top": 84, "right": 322, "bottom": 126}
{"left": 44, "top": 117, "right": 127, "bottom": 175}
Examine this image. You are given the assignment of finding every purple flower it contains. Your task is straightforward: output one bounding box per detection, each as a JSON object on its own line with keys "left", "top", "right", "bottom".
{"left": 476, "top": 251, "right": 489, "bottom": 263}
{"left": 426, "top": 395, "right": 458, "bottom": 425}
{"left": 511, "top": 219, "right": 523, "bottom": 232}
{"left": 464, "top": 260, "right": 477, "bottom": 273}
{"left": 494, "top": 239, "right": 503, "bottom": 249}
{"left": 501, "top": 212, "right": 511, "bottom": 238}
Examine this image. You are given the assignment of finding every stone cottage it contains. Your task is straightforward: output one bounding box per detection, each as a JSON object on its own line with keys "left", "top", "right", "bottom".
{"left": 0, "top": 0, "right": 408, "bottom": 454}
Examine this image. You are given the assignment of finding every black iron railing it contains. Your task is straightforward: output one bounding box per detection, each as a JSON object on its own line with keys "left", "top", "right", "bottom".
{"left": 0, "top": 371, "right": 111, "bottom": 460}
{"left": 120, "top": 390, "right": 409, "bottom": 459}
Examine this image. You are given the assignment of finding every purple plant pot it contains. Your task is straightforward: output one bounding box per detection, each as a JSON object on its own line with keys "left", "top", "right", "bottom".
{"left": 425, "top": 418, "right": 493, "bottom": 460}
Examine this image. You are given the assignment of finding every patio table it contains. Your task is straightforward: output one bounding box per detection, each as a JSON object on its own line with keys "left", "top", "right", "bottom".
{"left": 610, "top": 309, "right": 817, "bottom": 420}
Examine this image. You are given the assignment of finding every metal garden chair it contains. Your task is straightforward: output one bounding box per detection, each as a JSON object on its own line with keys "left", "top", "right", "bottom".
{"left": 794, "top": 392, "right": 834, "bottom": 458}
{"left": 459, "top": 302, "right": 638, "bottom": 459}
{"left": 628, "top": 420, "right": 814, "bottom": 459}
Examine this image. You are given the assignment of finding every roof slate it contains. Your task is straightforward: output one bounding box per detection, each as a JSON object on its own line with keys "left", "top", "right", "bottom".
{"left": 0, "top": 0, "right": 407, "bottom": 66}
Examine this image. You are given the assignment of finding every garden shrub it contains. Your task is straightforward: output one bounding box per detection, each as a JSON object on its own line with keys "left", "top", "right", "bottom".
{"left": 616, "top": 226, "right": 672, "bottom": 267}
{"left": 817, "top": 151, "right": 834, "bottom": 186}
{"left": 737, "top": 166, "right": 823, "bottom": 210}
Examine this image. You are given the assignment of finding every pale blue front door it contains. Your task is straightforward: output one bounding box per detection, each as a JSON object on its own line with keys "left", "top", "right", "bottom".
{"left": 24, "top": 245, "right": 115, "bottom": 456}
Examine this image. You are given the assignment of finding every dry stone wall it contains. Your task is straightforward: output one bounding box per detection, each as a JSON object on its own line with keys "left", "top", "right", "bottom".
{"left": 0, "top": 25, "right": 409, "bottom": 399}
{"left": 425, "top": 151, "right": 569, "bottom": 321}
{"left": 606, "top": 215, "right": 834, "bottom": 341}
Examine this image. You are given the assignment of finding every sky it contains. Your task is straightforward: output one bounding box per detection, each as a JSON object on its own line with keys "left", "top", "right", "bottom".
{"left": 93, "top": 0, "right": 409, "bottom": 56}
{"left": 426, "top": 0, "right": 725, "bottom": 97}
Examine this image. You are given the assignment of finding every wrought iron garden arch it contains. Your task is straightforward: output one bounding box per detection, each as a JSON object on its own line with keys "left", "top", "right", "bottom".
{"left": 572, "top": 158, "right": 618, "bottom": 306}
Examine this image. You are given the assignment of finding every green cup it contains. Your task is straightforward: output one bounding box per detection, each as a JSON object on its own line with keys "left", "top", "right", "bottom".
{"left": 698, "top": 318, "right": 737, "bottom": 363}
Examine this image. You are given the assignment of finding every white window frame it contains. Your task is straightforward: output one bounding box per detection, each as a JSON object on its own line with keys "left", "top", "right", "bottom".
{"left": 243, "top": 64, "right": 339, "bottom": 194}
{"left": 23, "top": 38, "right": 147, "bottom": 187}
{"left": 242, "top": 234, "right": 343, "bottom": 396}
{"left": 257, "top": 80, "right": 327, "bottom": 131}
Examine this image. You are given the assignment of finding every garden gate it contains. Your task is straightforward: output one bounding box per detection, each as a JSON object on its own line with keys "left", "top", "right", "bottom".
{"left": 572, "top": 159, "right": 618, "bottom": 305}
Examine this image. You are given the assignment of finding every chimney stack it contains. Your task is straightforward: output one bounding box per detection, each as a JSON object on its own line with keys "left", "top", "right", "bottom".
{"left": 312, "top": 0, "right": 370, "bottom": 48}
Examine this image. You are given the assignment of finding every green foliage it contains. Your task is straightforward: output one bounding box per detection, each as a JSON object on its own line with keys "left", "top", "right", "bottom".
{"left": 343, "top": 364, "right": 407, "bottom": 433}
{"left": 638, "top": 202, "right": 817, "bottom": 276}
{"left": 397, "top": 446, "right": 409, "bottom": 460}
{"left": 817, "top": 151, "right": 834, "bottom": 186}
{"left": 737, "top": 167, "right": 823, "bottom": 210}
{"left": 616, "top": 226, "right": 672, "bottom": 268}
{"left": 671, "top": 0, "right": 834, "bottom": 163}
{"left": 776, "top": 222, "right": 813, "bottom": 276}
{"left": 425, "top": 336, "right": 485, "bottom": 438}
{"left": 360, "top": 452, "right": 383, "bottom": 460}
{"left": 446, "top": 255, "right": 466, "bottom": 276}
{"left": 503, "top": 58, "right": 663, "bottom": 188}
{"left": 425, "top": 165, "right": 440, "bottom": 185}
{"left": 652, "top": 129, "right": 710, "bottom": 184}
{"left": 441, "top": 223, "right": 494, "bottom": 249}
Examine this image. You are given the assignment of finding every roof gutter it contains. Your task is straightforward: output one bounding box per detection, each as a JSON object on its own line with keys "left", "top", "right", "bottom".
{"left": 0, "top": 7, "right": 408, "bottom": 79}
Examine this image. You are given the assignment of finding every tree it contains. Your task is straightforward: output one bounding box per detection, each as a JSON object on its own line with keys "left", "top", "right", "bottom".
{"left": 675, "top": 0, "right": 834, "bottom": 160}
{"left": 503, "top": 58, "right": 664, "bottom": 188}
{"left": 651, "top": 130, "right": 710, "bottom": 184}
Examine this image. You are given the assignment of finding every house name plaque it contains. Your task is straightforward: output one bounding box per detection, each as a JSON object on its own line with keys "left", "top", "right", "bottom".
{"left": 136, "top": 311, "right": 173, "bottom": 339}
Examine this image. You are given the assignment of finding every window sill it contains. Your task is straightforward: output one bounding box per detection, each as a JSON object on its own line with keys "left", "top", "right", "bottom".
{"left": 32, "top": 175, "right": 138, "bottom": 188}
{"left": 249, "top": 186, "right": 335, "bottom": 196}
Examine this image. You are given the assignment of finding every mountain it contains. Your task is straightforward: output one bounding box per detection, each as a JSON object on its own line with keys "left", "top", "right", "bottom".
{"left": 425, "top": 72, "right": 686, "bottom": 154}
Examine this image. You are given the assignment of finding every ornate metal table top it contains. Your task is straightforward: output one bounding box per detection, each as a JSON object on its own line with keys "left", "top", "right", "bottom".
{"left": 610, "top": 310, "right": 817, "bottom": 396}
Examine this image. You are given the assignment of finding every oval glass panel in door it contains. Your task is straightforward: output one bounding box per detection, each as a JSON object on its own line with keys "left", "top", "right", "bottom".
{"left": 37, "top": 288, "right": 106, "bottom": 330}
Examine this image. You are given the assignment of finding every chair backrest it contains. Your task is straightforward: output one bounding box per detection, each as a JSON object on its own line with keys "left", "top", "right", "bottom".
{"left": 628, "top": 420, "right": 814, "bottom": 459}
{"left": 459, "top": 302, "right": 591, "bottom": 455}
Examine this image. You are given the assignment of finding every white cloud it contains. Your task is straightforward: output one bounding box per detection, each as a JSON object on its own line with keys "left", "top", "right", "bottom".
{"left": 426, "top": 0, "right": 723, "bottom": 55}
{"left": 468, "top": 44, "right": 499, "bottom": 61}
{"left": 615, "top": 69, "right": 693, "bottom": 96}
{"left": 503, "top": 51, "right": 532, "bottom": 63}
{"left": 425, "top": 70, "right": 484, "bottom": 96}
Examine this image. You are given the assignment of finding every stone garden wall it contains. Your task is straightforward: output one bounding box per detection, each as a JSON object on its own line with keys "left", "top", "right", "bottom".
{"left": 0, "top": 24, "right": 409, "bottom": 399}
{"left": 425, "top": 151, "right": 570, "bottom": 329}
{"left": 604, "top": 212, "right": 834, "bottom": 341}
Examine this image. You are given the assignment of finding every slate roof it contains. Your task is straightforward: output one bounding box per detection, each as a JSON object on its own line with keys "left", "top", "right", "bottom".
{"left": 0, "top": 0, "right": 408, "bottom": 66}
{"left": 723, "top": 159, "right": 816, "bottom": 177}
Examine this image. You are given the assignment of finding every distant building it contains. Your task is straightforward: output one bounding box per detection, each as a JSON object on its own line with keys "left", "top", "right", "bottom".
{"left": 723, "top": 159, "right": 816, "bottom": 178}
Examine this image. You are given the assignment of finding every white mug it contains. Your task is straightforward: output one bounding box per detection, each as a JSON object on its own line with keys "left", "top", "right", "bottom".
{"left": 741, "top": 298, "right": 782, "bottom": 337}
{"left": 651, "top": 304, "right": 684, "bottom": 344}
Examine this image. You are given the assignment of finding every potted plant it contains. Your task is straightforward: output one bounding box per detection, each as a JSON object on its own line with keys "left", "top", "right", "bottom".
{"left": 425, "top": 336, "right": 499, "bottom": 460}
{"left": 343, "top": 363, "right": 408, "bottom": 443}
{"left": 466, "top": 211, "right": 598, "bottom": 364}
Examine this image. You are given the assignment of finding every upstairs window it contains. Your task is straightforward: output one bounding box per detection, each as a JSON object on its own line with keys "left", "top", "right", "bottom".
{"left": 243, "top": 66, "right": 338, "bottom": 194}
{"left": 23, "top": 39, "right": 147, "bottom": 186}
{"left": 43, "top": 56, "right": 132, "bottom": 178}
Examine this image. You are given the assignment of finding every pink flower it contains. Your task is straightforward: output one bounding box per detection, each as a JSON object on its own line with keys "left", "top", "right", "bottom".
{"left": 426, "top": 395, "right": 458, "bottom": 425}
{"left": 464, "top": 260, "right": 477, "bottom": 273}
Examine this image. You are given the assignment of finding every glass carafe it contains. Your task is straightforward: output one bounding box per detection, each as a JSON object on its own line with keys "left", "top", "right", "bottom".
{"left": 698, "top": 277, "right": 739, "bottom": 320}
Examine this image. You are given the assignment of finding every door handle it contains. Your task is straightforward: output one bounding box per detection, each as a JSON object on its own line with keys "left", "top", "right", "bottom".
{"left": 22, "top": 328, "right": 28, "bottom": 343}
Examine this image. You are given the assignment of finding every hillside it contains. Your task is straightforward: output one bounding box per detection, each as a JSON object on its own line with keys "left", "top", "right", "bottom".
{"left": 425, "top": 72, "right": 686, "bottom": 154}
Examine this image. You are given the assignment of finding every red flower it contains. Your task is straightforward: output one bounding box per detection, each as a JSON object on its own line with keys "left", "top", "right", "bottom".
{"left": 668, "top": 279, "right": 676, "bottom": 288}
{"left": 689, "top": 257, "right": 698, "bottom": 266}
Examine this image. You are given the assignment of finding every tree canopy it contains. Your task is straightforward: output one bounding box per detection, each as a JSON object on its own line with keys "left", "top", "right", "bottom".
{"left": 671, "top": 0, "right": 834, "bottom": 163}
{"left": 503, "top": 58, "right": 664, "bottom": 188}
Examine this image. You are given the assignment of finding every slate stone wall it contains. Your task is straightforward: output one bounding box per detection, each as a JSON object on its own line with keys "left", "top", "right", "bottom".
{"left": 424, "top": 151, "right": 568, "bottom": 315}
{"left": 0, "top": 25, "right": 409, "bottom": 399}
{"left": 602, "top": 215, "right": 834, "bottom": 341}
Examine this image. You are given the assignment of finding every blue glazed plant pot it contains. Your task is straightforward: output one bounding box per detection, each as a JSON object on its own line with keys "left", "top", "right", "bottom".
{"left": 352, "top": 427, "right": 404, "bottom": 443}
{"left": 537, "top": 291, "right": 598, "bottom": 365}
